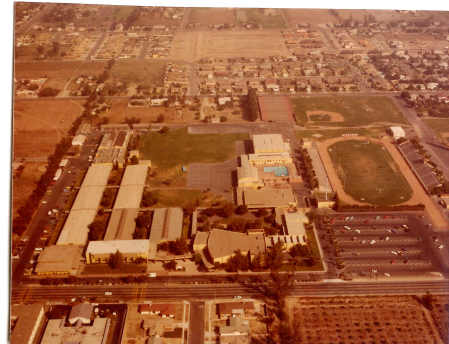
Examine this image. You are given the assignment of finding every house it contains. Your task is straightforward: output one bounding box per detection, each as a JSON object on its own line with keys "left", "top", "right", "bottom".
{"left": 217, "top": 302, "right": 255, "bottom": 318}
{"left": 68, "top": 303, "right": 93, "bottom": 325}
{"left": 138, "top": 304, "right": 176, "bottom": 318}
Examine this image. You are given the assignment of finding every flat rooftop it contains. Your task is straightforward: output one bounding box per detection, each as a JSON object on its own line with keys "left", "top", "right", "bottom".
{"left": 71, "top": 185, "right": 105, "bottom": 211}
{"left": 114, "top": 185, "right": 145, "bottom": 209}
{"left": 243, "top": 187, "right": 296, "bottom": 208}
{"left": 86, "top": 239, "right": 149, "bottom": 255}
{"left": 10, "top": 304, "right": 44, "bottom": 344}
{"left": 104, "top": 208, "right": 138, "bottom": 241}
{"left": 252, "top": 134, "right": 290, "bottom": 154}
{"left": 35, "top": 245, "right": 83, "bottom": 275}
{"left": 81, "top": 164, "right": 112, "bottom": 187}
{"left": 120, "top": 164, "right": 148, "bottom": 186}
{"left": 57, "top": 209, "right": 97, "bottom": 246}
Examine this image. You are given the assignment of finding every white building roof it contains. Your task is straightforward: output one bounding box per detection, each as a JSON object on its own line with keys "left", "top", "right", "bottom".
{"left": 120, "top": 164, "right": 148, "bottom": 186}
{"left": 252, "top": 134, "right": 290, "bottom": 154}
{"left": 237, "top": 155, "right": 259, "bottom": 181}
{"left": 82, "top": 164, "right": 112, "bottom": 186}
{"left": 283, "top": 211, "right": 307, "bottom": 240}
{"left": 114, "top": 185, "right": 145, "bottom": 209}
{"left": 86, "top": 240, "right": 150, "bottom": 255}
{"left": 71, "top": 134, "right": 86, "bottom": 146}
{"left": 390, "top": 126, "right": 406, "bottom": 139}
{"left": 71, "top": 186, "right": 105, "bottom": 210}
{"left": 57, "top": 209, "right": 97, "bottom": 246}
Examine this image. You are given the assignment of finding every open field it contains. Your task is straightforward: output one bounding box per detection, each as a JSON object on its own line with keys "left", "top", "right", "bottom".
{"left": 12, "top": 162, "right": 46, "bottom": 218}
{"left": 284, "top": 8, "right": 339, "bottom": 25}
{"left": 423, "top": 118, "right": 449, "bottom": 140}
{"left": 292, "top": 96, "right": 407, "bottom": 127}
{"left": 236, "top": 8, "right": 285, "bottom": 28}
{"left": 110, "top": 60, "right": 166, "bottom": 88}
{"left": 170, "top": 30, "right": 289, "bottom": 62}
{"left": 296, "top": 127, "right": 388, "bottom": 141}
{"left": 287, "top": 296, "right": 444, "bottom": 344}
{"left": 150, "top": 189, "right": 203, "bottom": 208}
{"left": 327, "top": 138, "right": 413, "bottom": 205}
{"left": 139, "top": 128, "right": 248, "bottom": 169}
{"left": 14, "top": 61, "right": 106, "bottom": 90}
{"left": 188, "top": 7, "right": 236, "bottom": 26}
{"left": 13, "top": 99, "right": 83, "bottom": 158}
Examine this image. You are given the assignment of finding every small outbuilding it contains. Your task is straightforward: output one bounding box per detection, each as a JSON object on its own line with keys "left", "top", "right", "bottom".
{"left": 389, "top": 126, "right": 406, "bottom": 140}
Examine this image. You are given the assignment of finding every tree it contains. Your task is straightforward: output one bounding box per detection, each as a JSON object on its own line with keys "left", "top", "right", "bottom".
{"left": 88, "top": 220, "right": 105, "bottom": 241}
{"left": 235, "top": 205, "right": 248, "bottom": 215}
{"left": 163, "top": 260, "right": 177, "bottom": 271}
{"left": 109, "top": 250, "right": 124, "bottom": 269}
{"left": 129, "top": 155, "right": 139, "bottom": 165}
{"left": 38, "top": 87, "right": 60, "bottom": 97}
{"left": 246, "top": 88, "right": 260, "bottom": 121}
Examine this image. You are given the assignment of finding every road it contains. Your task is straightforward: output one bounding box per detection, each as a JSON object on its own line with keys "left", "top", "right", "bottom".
{"left": 11, "top": 280, "right": 449, "bottom": 304}
{"left": 188, "top": 301, "right": 204, "bottom": 344}
{"left": 11, "top": 131, "right": 102, "bottom": 286}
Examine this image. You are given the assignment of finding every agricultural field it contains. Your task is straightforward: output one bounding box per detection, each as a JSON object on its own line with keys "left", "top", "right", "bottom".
{"left": 110, "top": 60, "right": 166, "bottom": 88}
{"left": 284, "top": 8, "right": 339, "bottom": 25}
{"left": 170, "top": 30, "right": 289, "bottom": 62}
{"left": 236, "top": 8, "right": 286, "bottom": 28}
{"left": 188, "top": 7, "right": 236, "bottom": 26}
{"left": 14, "top": 61, "right": 106, "bottom": 91}
{"left": 423, "top": 118, "right": 449, "bottom": 142}
{"left": 287, "top": 296, "right": 444, "bottom": 344}
{"left": 292, "top": 96, "right": 407, "bottom": 127}
{"left": 327, "top": 139, "right": 413, "bottom": 205}
{"left": 139, "top": 128, "right": 248, "bottom": 169}
{"left": 12, "top": 162, "right": 47, "bottom": 218}
{"left": 13, "top": 99, "right": 83, "bottom": 158}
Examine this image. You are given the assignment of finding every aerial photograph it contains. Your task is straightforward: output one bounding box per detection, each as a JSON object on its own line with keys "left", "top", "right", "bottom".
{"left": 8, "top": 0, "right": 449, "bottom": 343}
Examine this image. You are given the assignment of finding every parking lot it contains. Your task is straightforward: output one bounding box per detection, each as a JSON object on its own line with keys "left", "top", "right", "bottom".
{"left": 317, "top": 213, "right": 444, "bottom": 280}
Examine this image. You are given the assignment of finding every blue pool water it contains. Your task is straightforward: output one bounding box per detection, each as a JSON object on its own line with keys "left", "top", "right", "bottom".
{"left": 264, "top": 166, "right": 289, "bottom": 177}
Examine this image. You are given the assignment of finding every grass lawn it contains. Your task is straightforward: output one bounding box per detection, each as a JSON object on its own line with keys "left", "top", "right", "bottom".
{"left": 296, "top": 127, "right": 387, "bottom": 141}
{"left": 110, "top": 60, "right": 166, "bottom": 87}
{"left": 292, "top": 96, "right": 407, "bottom": 127}
{"left": 423, "top": 118, "right": 449, "bottom": 137}
{"left": 328, "top": 140, "right": 413, "bottom": 205}
{"left": 151, "top": 189, "right": 203, "bottom": 208}
{"left": 139, "top": 128, "right": 248, "bottom": 169}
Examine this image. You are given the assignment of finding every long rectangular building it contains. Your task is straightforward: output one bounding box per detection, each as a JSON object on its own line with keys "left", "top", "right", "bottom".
{"left": 104, "top": 208, "right": 139, "bottom": 240}
{"left": 57, "top": 209, "right": 97, "bottom": 245}
{"left": 86, "top": 240, "right": 149, "bottom": 264}
{"left": 149, "top": 207, "right": 184, "bottom": 244}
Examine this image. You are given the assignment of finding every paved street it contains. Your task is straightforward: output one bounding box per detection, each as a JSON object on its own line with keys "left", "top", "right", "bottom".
{"left": 188, "top": 301, "right": 205, "bottom": 344}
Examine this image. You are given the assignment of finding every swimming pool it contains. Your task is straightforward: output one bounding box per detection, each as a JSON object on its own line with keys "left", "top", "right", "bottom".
{"left": 264, "top": 166, "right": 289, "bottom": 177}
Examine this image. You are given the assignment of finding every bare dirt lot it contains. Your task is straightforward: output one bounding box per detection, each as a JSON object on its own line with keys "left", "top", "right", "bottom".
{"left": 170, "top": 30, "right": 289, "bottom": 62}
{"left": 13, "top": 99, "right": 83, "bottom": 158}
{"left": 12, "top": 162, "right": 47, "bottom": 218}
{"left": 14, "top": 61, "right": 106, "bottom": 90}
{"left": 103, "top": 99, "right": 195, "bottom": 123}
{"left": 188, "top": 7, "right": 236, "bottom": 26}
{"left": 284, "top": 9, "right": 339, "bottom": 25}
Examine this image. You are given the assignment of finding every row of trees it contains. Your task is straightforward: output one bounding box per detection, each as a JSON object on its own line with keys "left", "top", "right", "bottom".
{"left": 297, "top": 148, "right": 319, "bottom": 190}
{"left": 157, "top": 238, "right": 189, "bottom": 255}
{"left": 244, "top": 88, "right": 260, "bottom": 121}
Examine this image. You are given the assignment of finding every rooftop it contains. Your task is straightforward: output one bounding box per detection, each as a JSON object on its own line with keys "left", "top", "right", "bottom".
{"left": 57, "top": 209, "right": 97, "bottom": 246}
{"left": 81, "top": 164, "right": 112, "bottom": 187}
{"left": 252, "top": 134, "right": 290, "bottom": 154}
{"left": 284, "top": 210, "right": 308, "bottom": 237}
{"left": 150, "top": 208, "right": 184, "bottom": 243}
{"left": 40, "top": 318, "right": 110, "bottom": 344}
{"left": 207, "top": 229, "right": 265, "bottom": 261}
{"left": 104, "top": 208, "right": 138, "bottom": 241}
{"left": 120, "top": 164, "right": 148, "bottom": 186}
{"left": 243, "top": 187, "right": 296, "bottom": 208}
{"left": 71, "top": 185, "right": 105, "bottom": 211}
{"left": 35, "top": 245, "right": 83, "bottom": 274}
{"left": 114, "top": 184, "right": 145, "bottom": 209}
{"left": 86, "top": 239, "right": 150, "bottom": 255}
{"left": 10, "top": 304, "right": 44, "bottom": 344}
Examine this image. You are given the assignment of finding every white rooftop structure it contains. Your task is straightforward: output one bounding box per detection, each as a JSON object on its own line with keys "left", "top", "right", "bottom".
{"left": 71, "top": 134, "right": 87, "bottom": 146}
{"left": 40, "top": 318, "right": 110, "bottom": 344}
{"left": 86, "top": 239, "right": 149, "bottom": 256}
{"left": 81, "top": 164, "right": 112, "bottom": 186}
{"left": 120, "top": 164, "right": 148, "bottom": 186}
{"left": 252, "top": 134, "right": 290, "bottom": 154}
{"left": 283, "top": 211, "right": 308, "bottom": 242}
{"left": 71, "top": 186, "right": 105, "bottom": 210}
{"left": 390, "top": 126, "right": 406, "bottom": 140}
{"left": 114, "top": 185, "right": 145, "bottom": 209}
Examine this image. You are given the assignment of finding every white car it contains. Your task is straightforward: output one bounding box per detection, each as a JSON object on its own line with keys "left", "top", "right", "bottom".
{"left": 438, "top": 244, "right": 445, "bottom": 249}
{"left": 384, "top": 273, "right": 391, "bottom": 277}
{"left": 234, "top": 296, "right": 242, "bottom": 299}
{"left": 370, "top": 240, "right": 376, "bottom": 245}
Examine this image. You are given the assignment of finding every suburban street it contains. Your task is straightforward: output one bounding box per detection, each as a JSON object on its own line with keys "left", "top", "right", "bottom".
{"left": 11, "top": 280, "right": 449, "bottom": 304}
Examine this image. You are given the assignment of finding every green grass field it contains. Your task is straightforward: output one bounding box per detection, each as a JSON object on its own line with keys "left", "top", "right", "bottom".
{"left": 139, "top": 128, "right": 248, "bottom": 168}
{"left": 110, "top": 60, "right": 166, "bottom": 87}
{"left": 151, "top": 189, "right": 203, "bottom": 208}
{"left": 292, "top": 96, "right": 407, "bottom": 127}
{"left": 296, "top": 127, "right": 387, "bottom": 141}
{"left": 328, "top": 140, "right": 413, "bottom": 205}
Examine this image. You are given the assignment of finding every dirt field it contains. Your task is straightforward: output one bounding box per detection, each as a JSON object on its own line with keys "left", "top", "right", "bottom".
{"left": 188, "top": 7, "right": 236, "bottom": 26}
{"left": 13, "top": 99, "right": 83, "bottom": 158}
{"left": 103, "top": 99, "right": 183, "bottom": 123}
{"left": 287, "top": 296, "right": 444, "bottom": 344}
{"left": 12, "top": 162, "right": 47, "bottom": 218}
{"left": 284, "top": 8, "right": 339, "bottom": 25}
{"left": 170, "top": 30, "right": 289, "bottom": 62}
{"left": 306, "top": 110, "right": 344, "bottom": 123}
{"left": 317, "top": 136, "right": 448, "bottom": 229}
{"left": 14, "top": 61, "right": 106, "bottom": 90}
